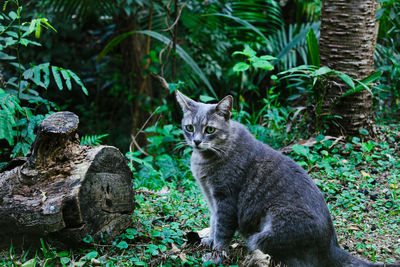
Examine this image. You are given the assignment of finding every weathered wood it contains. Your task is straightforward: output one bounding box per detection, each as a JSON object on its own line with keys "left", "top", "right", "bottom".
{"left": 0, "top": 112, "right": 134, "bottom": 247}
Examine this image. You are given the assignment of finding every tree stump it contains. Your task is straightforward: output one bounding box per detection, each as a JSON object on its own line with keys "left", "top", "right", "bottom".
{"left": 0, "top": 112, "right": 134, "bottom": 247}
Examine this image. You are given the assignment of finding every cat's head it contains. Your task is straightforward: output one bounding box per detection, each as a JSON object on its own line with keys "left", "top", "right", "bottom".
{"left": 175, "top": 90, "right": 233, "bottom": 153}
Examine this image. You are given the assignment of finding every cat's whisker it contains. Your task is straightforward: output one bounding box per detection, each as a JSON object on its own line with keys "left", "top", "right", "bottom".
{"left": 209, "top": 146, "right": 228, "bottom": 158}
{"left": 174, "top": 141, "right": 189, "bottom": 151}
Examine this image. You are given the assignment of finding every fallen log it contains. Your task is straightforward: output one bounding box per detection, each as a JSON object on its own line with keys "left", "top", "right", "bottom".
{"left": 0, "top": 111, "right": 134, "bottom": 247}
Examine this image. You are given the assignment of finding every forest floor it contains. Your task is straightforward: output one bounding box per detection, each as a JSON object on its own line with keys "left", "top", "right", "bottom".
{"left": 0, "top": 123, "right": 399, "bottom": 266}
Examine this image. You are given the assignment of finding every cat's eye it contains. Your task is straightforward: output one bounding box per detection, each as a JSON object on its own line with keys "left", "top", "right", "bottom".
{"left": 205, "top": 126, "right": 216, "bottom": 134}
{"left": 185, "top": 125, "right": 194, "bottom": 132}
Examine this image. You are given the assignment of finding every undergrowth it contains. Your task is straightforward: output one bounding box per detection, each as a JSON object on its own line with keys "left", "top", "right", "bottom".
{"left": 0, "top": 122, "right": 399, "bottom": 266}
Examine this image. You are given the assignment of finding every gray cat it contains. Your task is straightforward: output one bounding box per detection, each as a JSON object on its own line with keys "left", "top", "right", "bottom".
{"left": 175, "top": 90, "right": 399, "bottom": 267}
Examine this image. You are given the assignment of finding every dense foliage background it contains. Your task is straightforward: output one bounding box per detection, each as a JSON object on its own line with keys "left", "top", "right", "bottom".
{"left": 0, "top": 0, "right": 399, "bottom": 266}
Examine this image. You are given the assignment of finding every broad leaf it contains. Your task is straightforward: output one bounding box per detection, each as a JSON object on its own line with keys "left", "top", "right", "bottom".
{"left": 252, "top": 60, "right": 274, "bottom": 70}
{"left": 233, "top": 62, "right": 250, "bottom": 72}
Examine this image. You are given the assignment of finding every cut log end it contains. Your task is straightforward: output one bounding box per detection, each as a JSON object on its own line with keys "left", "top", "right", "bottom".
{"left": 0, "top": 112, "right": 134, "bottom": 248}
{"left": 38, "top": 111, "right": 79, "bottom": 135}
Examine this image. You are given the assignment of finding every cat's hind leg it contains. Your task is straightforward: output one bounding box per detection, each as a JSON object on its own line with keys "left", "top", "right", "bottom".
{"left": 246, "top": 212, "right": 327, "bottom": 267}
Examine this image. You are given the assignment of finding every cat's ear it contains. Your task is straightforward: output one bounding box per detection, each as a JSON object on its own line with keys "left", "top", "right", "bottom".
{"left": 175, "top": 90, "right": 197, "bottom": 112}
{"left": 215, "top": 95, "right": 233, "bottom": 120}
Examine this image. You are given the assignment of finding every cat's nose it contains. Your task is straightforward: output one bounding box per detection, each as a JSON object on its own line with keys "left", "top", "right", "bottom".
{"left": 193, "top": 140, "right": 202, "bottom": 147}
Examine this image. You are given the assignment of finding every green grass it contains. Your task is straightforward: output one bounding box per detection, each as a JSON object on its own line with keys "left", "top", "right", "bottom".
{"left": 0, "top": 123, "right": 399, "bottom": 266}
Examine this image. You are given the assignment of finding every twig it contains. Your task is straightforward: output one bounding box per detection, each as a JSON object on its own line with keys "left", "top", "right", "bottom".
{"left": 135, "top": 106, "right": 161, "bottom": 139}
{"left": 130, "top": 135, "right": 150, "bottom": 157}
{"left": 150, "top": 73, "right": 170, "bottom": 90}
{"left": 329, "top": 136, "right": 345, "bottom": 149}
{"left": 162, "top": 2, "right": 187, "bottom": 32}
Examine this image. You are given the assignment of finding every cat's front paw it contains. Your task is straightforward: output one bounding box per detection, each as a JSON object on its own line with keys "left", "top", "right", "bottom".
{"left": 243, "top": 249, "right": 271, "bottom": 267}
{"left": 200, "top": 236, "right": 214, "bottom": 247}
{"left": 202, "top": 250, "right": 227, "bottom": 265}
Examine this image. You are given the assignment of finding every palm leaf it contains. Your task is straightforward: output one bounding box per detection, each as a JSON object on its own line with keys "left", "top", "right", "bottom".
{"left": 231, "top": 0, "right": 283, "bottom": 34}
{"left": 97, "top": 30, "right": 217, "bottom": 98}
{"left": 267, "top": 22, "right": 320, "bottom": 70}
{"left": 204, "top": 13, "right": 268, "bottom": 44}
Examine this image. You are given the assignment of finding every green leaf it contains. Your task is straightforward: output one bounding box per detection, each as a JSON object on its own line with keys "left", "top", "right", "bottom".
{"left": 97, "top": 31, "right": 136, "bottom": 62}
{"left": 337, "top": 72, "right": 355, "bottom": 89}
{"left": 233, "top": 62, "right": 250, "bottom": 72}
{"left": 273, "top": 23, "right": 320, "bottom": 65}
{"left": 21, "top": 259, "right": 36, "bottom": 267}
{"left": 84, "top": 251, "right": 98, "bottom": 260}
{"left": 125, "top": 228, "right": 138, "bottom": 239}
{"left": 314, "top": 66, "right": 332, "bottom": 76}
{"left": 116, "top": 241, "right": 129, "bottom": 250}
{"left": 358, "top": 70, "right": 383, "bottom": 85}
{"left": 252, "top": 60, "right": 274, "bottom": 70}
{"left": 80, "top": 134, "right": 109, "bottom": 146}
{"left": 40, "top": 18, "right": 57, "bottom": 33}
{"left": 19, "top": 38, "right": 41, "bottom": 46}
{"left": 260, "top": 55, "right": 277, "bottom": 61}
{"left": 4, "top": 37, "right": 17, "bottom": 47}
{"left": 243, "top": 45, "right": 257, "bottom": 57}
{"left": 33, "top": 65, "right": 41, "bottom": 86}
{"left": 27, "top": 19, "right": 38, "bottom": 36}
{"left": 67, "top": 70, "right": 88, "bottom": 95}
{"left": 306, "top": 28, "right": 320, "bottom": 67}
{"left": 22, "top": 68, "right": 34, "bottom": 80}
{"left": 98, "top": 30, "right": 215, "bottom": 97}
{"left": 41, "top": 63, "right": 50, "bottom": 88}
{"left": 232, "top": 45, "right": 257, "bottom": 57}
{"left": 5, "top": 31, "right": 18, "bottom": 38}
{"left": 60, "top": 257, "right": 70, "bottom": 266}
{"left": 199, "top": 95, "right": 215, "bottom": 103}
{"left": 337, "top": 71, "right": 382, "bottom": 100}
{"left": 51, "top": 66, "right": 63, "bottom": 90}
{"left": 35, "top": 22, "right": 41, "bottom": 38}
{"left": 82, "top": 235, "right": 93, "bottom": 244}
{"left": 57, "top": 251, "right": 69, "bottom": 257}
{"left": 8, "top": 11, "right": 17, "bottom": 20}
{"left": 292, "top": 144, "right": 310, "bottom": 159}
{"left": 138, "top": 30, "right": 217, "bottom": 98}
{"left": 60, "top": 69, "right": 72, "bottom": 90}
{"left": 204, "top": 13, "right": 268, "bottom": 44}
{"left": 359, "top": 127, "right": 369, "bottom": 135}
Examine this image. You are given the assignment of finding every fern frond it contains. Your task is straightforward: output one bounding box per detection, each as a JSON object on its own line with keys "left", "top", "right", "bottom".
{"left": 0, "top": 88, "right": 23, "bottom": 146}
{"left": 80, "top": 134, "right": 109, "bottom": 146}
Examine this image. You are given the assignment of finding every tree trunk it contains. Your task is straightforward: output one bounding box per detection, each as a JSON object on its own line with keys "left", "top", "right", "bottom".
{"left": 0, "top": 112, "right": 134, "bottom": 247}
{"left": 114, "top": 5, "right": 154, "bottom": 150}
{"left": 319, "top": 0, "right": 378, "bottom": 135}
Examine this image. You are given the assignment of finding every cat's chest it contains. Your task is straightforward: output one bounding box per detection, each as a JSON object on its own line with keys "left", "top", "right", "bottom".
{"left": 190, "top": 153, "right": 223, "bottom": 182}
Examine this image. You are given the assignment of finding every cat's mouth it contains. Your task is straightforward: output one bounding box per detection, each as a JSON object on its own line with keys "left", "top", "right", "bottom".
{"left": 192, "top": 142, "right": 209, "bottom": 151}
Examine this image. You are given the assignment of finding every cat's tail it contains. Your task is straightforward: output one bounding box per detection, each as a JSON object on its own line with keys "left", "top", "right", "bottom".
{"left": 330, "top": 244, "right": 400, "bottom": 267}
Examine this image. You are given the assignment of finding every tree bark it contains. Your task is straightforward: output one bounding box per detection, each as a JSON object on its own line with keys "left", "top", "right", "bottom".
{"left": 0, "top": 112, "right": 134, "bottom": 247}
{"left": 114, "top": 4, "right": 154, "bottom": 149}
{"left": 319, "top": 0, "right": 378, "bottom": 135}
